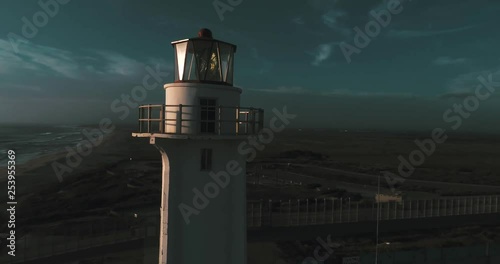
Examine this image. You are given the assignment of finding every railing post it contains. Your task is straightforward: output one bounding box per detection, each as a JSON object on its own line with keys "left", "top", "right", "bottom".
{"left": 259, "top": 109, "right": 264, "bottom": 132}
{"left": 259, "top": 200, "right": 262, "bottom": 227}
{"left": 402, "top": 200, "right": 405, "bottom": 219}
{"left": 297, "top": 199, "right": 300, "bottom": 225}
{"left": 470, "top": 197, "right": 473, "bottom": 214}
{"left": 394, "top": 200, "right": 397, "bottom": 219}
{"left": 339, "top": 198, "right": 343, "bottom": 223}
{"left": 250, "top": 203, "right": 254, "bottom": 227}
{"left": 379, "top": 202, "right": 383, "bottom": 220}
{"left": 483, "top": 196, "right": 486, "bottom": 214}
{"left": 372, "top": 201, "right": 375, "bottom": 220}
{"left": 314, "top": 198, "right": 318, "bottom": 224}
{"left": 348, "top": 198, "right": 351, "bottom": 223}
{"left": 269, "top": 199, "right": 272, "bottom": 226}
{"left": 235, "top": 107, "right": 240, "bottom": 135}
{"left": 323, "top": 198, "right": 327, "bottom": 224}
{"left": 489, "top": 196, "right": 492, "bottom": 213}
{"left": 139, "top": 106, "right": 142, "bottom": 132}
{"left": 416, "top": 200, "right": 419, "bottom": 218}
{"left": 147, "top": 104, "right": 152, "bottom": 133}
{"left": 288, "top": 199, "right": 292, "bottom": 226}
{"left": 356, "top": 202, "right": 359, "bottom": 222}
{"left": 160, "top": 105, "right": 165, "bottom": 133}
{"left": 306, "top": 199, "right": 309, "bottom": 225}
{"left": 443, "top": 198, "right": 448, "bottom": 216}
{"left": 245, "top": 111, "right": 249, "bottom": 134}
{"left": 437, "top": 199, "right": 440, "bottom": 217}
{"left": 386, "top": 201, "right": 390, "bottom": 220}
{"left": 331, "top": 198, "right": 335, "bottom": 223}
{"left": 430, "top": 200, "right": 433, "bottom": 217}
{"left": 496, "top": 196, "right": 498, "bottom": 213}
{"left": 409, "top": 200, "right": 412, "bottom": 218}
{"left": 279, "top": 200, "right": 283, "bottom": 226}
{"left": 251, "top": 108, "right": 256, "bottom": 134}
{"left": 477, "top": 196, "right": 480, "bottom": 214}
{"left": 423, "top": 200, "right": 426, "bottom": 217}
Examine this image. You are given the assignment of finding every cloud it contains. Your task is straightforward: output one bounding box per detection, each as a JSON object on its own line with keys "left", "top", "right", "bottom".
{"left": 92, "top": 51, "right": 149, "bottom": 77}
{"left": 322, "top": 89, "right": 416, "bottom": 98}
{"left": 321, "top": 9, "right": 349, "bottom": 33}
{"left": 311, "top": 43, "right": 335, "bottom": 66}
{"left": 0, "top": 39, "right": 171, "bottom": 81}
{"left": 248, "top": 86, "right": 306, "bottom": 94}
{"left": 433, "top": 56, "right": 466, "bottom": 66}
{"left": 445, "top": 67, "right": 500, "bottom": 96}
{"left": 248, "top": 86, "right": 417, "bottom": 98}
{"left": 0, "top": 39, "right": 81, "bottom": 79}
{"left": 292, "top": 16, "right": 305, "bottom": 25}
{"left": 387, "top": 25, "right": 476, "bottom": 38}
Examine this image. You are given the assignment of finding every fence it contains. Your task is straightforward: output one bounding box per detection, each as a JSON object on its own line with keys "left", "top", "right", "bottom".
{"left": 247, "top": 195, "right": 500, "bottom": 227}
{"left": 0, "top": 216, "right": 160, "bottom": 264}
{"left": 360, "top": 243, "right": 500, "bottom": 264}
{"left": 2, "top": 195, "right": 499, "bottom": 263}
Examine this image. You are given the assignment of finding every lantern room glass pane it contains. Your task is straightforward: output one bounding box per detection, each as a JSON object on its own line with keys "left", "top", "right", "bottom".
{"left": 183, "top": 41, "right": 198, "bottom": 81}
{"left": 193, "top": 40, "right": 213, "bottom": 81}
{"left": 206, "top": 42, "right": 222, "bottom": 82}
{"left": 218, "top": 43, "right": 233, "bottom": 83}
{"left": 174, "top": 42, "right": 188, "bottom": 81}
{"left": 226, "top": 52, "right": 234, "bottom": 84}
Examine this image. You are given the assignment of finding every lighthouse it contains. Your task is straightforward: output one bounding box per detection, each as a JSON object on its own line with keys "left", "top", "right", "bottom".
{"left": 132, "top": 29, "right": 264, "bottom": 264}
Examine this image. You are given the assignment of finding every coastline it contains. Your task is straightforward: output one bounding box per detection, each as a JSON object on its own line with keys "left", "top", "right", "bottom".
{"left": 0, "top": 127, "right": 157, "bottom": 200}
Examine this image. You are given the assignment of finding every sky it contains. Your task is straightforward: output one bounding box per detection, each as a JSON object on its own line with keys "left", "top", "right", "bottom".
{"left": 1, "top": 0, "right": 500, "bottom": 133}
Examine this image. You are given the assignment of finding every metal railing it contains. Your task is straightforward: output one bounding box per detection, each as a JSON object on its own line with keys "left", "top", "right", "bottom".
{"left": 247, "top": 195, "right": 500, "bottom": 227}
{"left": 137, "top": 104, "right": 264, "bottom": 135}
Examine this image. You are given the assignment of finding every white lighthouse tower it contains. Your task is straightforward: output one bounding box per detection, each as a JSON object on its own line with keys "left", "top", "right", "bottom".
{"left": 132, "top": 29, "right": 263, "bottom": 264}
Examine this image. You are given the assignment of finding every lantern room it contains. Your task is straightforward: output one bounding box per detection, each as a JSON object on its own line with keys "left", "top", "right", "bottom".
{"left": 171, "top": 28, "right": 236, "bottom": 85}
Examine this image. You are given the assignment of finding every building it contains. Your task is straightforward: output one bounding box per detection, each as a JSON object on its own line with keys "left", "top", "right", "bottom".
{"left": 132, "top": 28, "right": 264, "bottom": 264}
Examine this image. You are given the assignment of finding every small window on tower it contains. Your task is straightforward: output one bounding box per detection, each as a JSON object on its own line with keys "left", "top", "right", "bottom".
{"left": 200, "top": 148, "right": 212, "bottom": 171}
{"left": 200, "top": 98, "right": 217, "bottom": 133}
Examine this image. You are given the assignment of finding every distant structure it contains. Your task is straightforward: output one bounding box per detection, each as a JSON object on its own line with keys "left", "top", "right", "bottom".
{"left": 375, "top": 193, "right": 402, "bottom": 203}
{"left": 132, "top": 29, "right": 264, "bottom": 264}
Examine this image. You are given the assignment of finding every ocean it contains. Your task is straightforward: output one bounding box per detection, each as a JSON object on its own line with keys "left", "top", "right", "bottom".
{"left": 0, "top": 124, "right": 86, "bottom": 165}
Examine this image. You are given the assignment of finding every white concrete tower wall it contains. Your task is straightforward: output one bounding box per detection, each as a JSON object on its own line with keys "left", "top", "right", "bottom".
{"left": 164, "top": 82, "right": 242, "bottom": 135}
{"left": 156, "top": 139, "right": 247, "bottom": 263}
{"left": 159, "top": 83, "right": 247, "bottom": 264}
